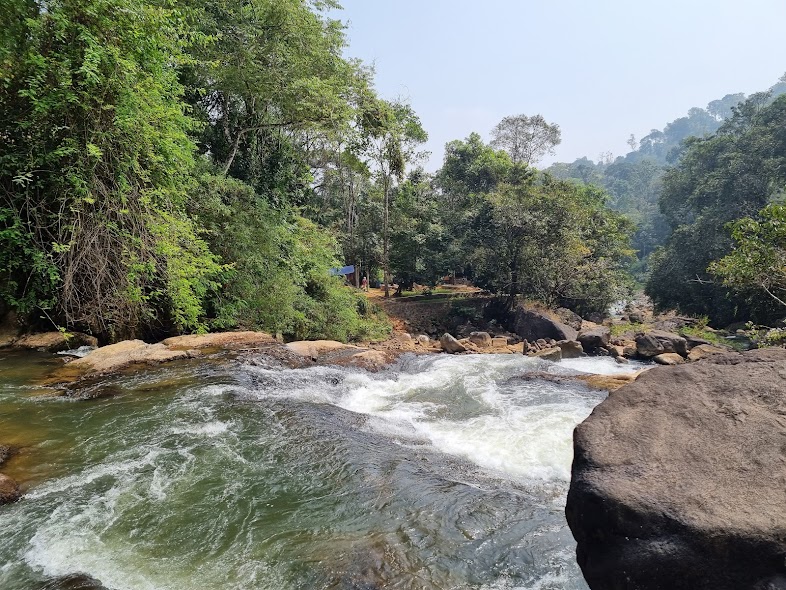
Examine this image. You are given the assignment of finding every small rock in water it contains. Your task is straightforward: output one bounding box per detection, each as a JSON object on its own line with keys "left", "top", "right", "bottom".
{"left": 0, "top": 473, "right": 21, "bottom": 505}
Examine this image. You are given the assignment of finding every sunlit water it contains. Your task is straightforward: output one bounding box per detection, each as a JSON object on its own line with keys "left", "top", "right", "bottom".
{"left": 0, "top": 350, "right": 643, "bottom": 590}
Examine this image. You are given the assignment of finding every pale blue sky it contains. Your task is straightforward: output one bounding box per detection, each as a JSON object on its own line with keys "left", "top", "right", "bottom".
{"left": 333, "top": 0, "right": 786, "bottom": 170}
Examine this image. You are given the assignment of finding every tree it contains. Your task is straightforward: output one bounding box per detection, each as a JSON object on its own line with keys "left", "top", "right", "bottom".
{"left": 490, "top": 114, "right": 561, "bottom": 165}
{"left": 646, "top": 93, "right": 786, "bottom": 325}
{"left": 0, "top": 0, "right": 221, "bottom": 339}
{"left": 710, "top": 204, "right": 786, "bottom": 309}
{"left": 363, "top": 100, "right": 428, "bottom": 297}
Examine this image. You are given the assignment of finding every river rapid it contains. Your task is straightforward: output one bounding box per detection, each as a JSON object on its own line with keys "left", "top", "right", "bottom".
{"left": 0, "top": 350, "right": 642, "bottom": 590}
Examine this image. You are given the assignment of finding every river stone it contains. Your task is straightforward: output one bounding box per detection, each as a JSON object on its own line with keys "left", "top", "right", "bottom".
{"left": 468, "top": 331, "right": 492, "bottom": 348}
{"left": 635, "top": 330, "right": 688, "bottom": 358}
{"left": 653, "top": 352, "right": 684, "bottom": 365}
{"left": 439, "top": 333, "right": 466, "bottom": 354}
{"left": 0, "top": 473, "right": 21, "bottom": 504}
{"left": 687, "top": 343, "right": 729, "bottom": 362}
{"left": 491, "top": 336, "right": 509, "bottom": 348}
{"left": 566, "top": 347, "right": 786, "bottom": 590}
{"left": 513, "top": 308, "right": 578, "bottom": 343}
{"left": 14, "top": 331, "right": 98, "bottom": 352}
{"left": 577, "top": 327, "right": 610, "bottom": 354}
{"left": 532, "top": 347, "right": 562, "bottom": 362}
{"left": 557, "top": 340, "right": 584, "bottom": 359}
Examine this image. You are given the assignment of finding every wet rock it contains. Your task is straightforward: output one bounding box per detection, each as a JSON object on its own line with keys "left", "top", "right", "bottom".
{"left": 0, "top": 473, "right": 21, "bottom": 504}
{"left": 513, "top": 307, "right": 578, "bottom": 343}
{"left": 557, "top": 340, "right": 584, "bottom": 359}
{"left": 346, "top": 350, "right": 392, "bottom": 371}
{"left": 635, "top": 330, "right": 688, "bottom": 358}
{"left": 468, "top": 331, "right": 492, "bottom": 348}
{"left": 687, "top": 344, "right": 729, "bottom": 362}
{"left": 0, "top": 444, "right": 13, "bottom": 467}
{"left": 439, "top": 333, "right": 466, "bottom": 354}
{"left": 607, "top": 345, "right": 624, "bottom": 358}
{"left": 566, "top": 348, "right": 786, "bottom": 590}
{"left": 653, "top": 352, "right": 685, "bottom": 365}
{"left": 532, "top": 347, "right": 562, "bottom": 362}
{"left": 14, "top": 331, "right": 98, "bottom": 353}
{"left": 286, "top": 340, "right": 362, "bottom": 360}
{"left": 37, "top": 574, "right": 109, "bottom": 590}
{"left": 577, "top": 327, "right": 610, "bottom": 354}
{"left": 63, "top": 340, "right": 188, "bottom": 376}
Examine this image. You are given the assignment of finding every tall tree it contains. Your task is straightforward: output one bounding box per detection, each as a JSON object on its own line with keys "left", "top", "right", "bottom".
{"left": 490, "top": 114, "right": 561, "bottom": 165}
{"left": 363, "top": 100, "right": 427, "bottom": 297}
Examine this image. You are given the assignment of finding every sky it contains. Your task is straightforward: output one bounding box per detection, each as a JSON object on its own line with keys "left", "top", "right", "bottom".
{"left": 331, "top": 0, "right": 786, "bottom": 171}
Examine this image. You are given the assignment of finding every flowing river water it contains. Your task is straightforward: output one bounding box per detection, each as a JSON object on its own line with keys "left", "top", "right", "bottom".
{"left": 0, "top": 349, "right": 643, "bottom": 590}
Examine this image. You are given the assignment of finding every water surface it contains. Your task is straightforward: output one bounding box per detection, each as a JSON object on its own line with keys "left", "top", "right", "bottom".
{"left": 0, "top": 350, "right": 637, "bottom": 589}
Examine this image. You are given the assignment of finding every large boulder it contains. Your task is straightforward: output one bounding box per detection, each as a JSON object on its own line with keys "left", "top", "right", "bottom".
{"left": 687, "top": 343, "right": 729, "bottom": 362}
{"left": 566, "top": 348, "right": 786, "bottom": 590}
{"left": 439, "top": 333, "right": 466, "bottom": 354}
{"left": 634, "top": 329, "right": 688, "bottom": 358}
{"left": 513, "top": 308, "right": 578, "bottom": 343}
{"left": 557, "top": 340, "right": 585, "bottom": 359}
{"left": 162, "top": 331, "right": 274, "bottom": 350}
{"left": 577, "top": 327, "right": 610, "bottom": 354}
{"left": 653, "top": 352, "right": 684, "bottom": 365}
{"left": 468, "top": 331, "right": 493, "bottom": 348}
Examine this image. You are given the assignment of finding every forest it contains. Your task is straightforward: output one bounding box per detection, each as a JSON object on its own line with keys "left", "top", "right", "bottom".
{"left": 2, "top": 0, "right": 785, "bottom": 344}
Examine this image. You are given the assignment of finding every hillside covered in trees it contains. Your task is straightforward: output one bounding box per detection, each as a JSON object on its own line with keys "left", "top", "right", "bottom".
{"left": 548, "top": 76, "right": 786, "bottom": 274}
{"left": 1, "top": 0, "right": 635, "bottom": 343}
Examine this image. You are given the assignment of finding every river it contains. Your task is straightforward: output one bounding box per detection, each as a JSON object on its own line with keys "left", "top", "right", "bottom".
{"left": 0, "top": 349, "right": 642, "bottom": 590}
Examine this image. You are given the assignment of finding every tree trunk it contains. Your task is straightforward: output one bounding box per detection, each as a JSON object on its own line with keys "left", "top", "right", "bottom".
{"left": 383, "top": 174, "right": 391, "bottom": 298}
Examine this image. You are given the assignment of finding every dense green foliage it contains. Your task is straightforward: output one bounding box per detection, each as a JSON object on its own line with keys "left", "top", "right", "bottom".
{"left": 429, "top": 136, "right": 634, "bottom": 315}
{"left": 646, "top": 93, "right": 786, "bottom": 325}
{"left": 1, "top": 0, "right": 641, "bottom": 342}
{"left": 0, "top": 0, "right": 388, "bottom": 342}
{"left": 1, "top": 0, "right": 220, "bottom": 339}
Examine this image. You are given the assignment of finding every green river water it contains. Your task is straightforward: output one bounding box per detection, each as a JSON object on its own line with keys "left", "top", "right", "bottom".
{"left": 0, "top": 349, "right": 641, "bottom": 590}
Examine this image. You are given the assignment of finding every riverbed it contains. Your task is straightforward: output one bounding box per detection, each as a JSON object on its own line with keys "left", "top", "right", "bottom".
{"left": 0, "top": 350, "right": 642, "bottom": 590}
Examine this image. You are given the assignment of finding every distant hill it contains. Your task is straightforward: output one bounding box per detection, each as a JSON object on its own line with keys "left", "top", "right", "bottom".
{"left": 547, "top": 74, "right": 786, "bottom": 272}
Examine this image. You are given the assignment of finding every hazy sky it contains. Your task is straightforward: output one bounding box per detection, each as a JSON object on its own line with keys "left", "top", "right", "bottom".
{"left": 333, "top": 0, "right": 786, "bottom": 170}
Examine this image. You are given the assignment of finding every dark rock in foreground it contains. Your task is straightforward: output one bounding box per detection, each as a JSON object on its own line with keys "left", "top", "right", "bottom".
{"left": 566, "top": 348, "right": 786, "bottom": 590}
